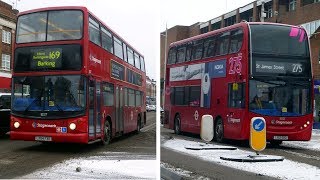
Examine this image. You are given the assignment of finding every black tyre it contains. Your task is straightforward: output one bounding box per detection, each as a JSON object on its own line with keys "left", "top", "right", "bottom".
{"left": 214, "top": 118, "right": 224, "bottom": 143}
{"left": 102, "top": 120, "right": 111, "bottom": 145}
{"left": 270, "top": 140, "right": 282, "bottom": 147}
{"left": 174, "top": 114, "right": 181, "bottom": 135}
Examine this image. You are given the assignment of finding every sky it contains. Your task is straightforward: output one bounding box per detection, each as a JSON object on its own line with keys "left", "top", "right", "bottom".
{"left": 2, "top": 0, "right": 159, "bottom": 80}
{"left": 160, "top": 0, "right": 255, "bottom": 32}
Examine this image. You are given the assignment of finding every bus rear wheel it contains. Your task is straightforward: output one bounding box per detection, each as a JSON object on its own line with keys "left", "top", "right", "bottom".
{"left": 214, "top": 118, "right": 224, "bottom": 143}
{"left": 174, "top": 114, "right": 181, "bottom": 135}
{"left": 102, "top": 120, "right": 111, "bottom": 145}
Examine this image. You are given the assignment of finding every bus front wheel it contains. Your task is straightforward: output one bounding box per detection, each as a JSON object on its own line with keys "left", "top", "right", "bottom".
{"left": 214, "top": 118, "right": 224, "bottom": 143}
{"left": 270, "top": 140, "right": 282, "bottom": 147}
{"left": 102, "top": 120, "right": 111, "bottom": 145}
{"left": 174, "top": 114, "right": 181, "bottom": 135}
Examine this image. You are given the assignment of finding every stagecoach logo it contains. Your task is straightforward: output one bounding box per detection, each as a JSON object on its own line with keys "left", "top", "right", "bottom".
{"left": 271, "top": 119, "right": 293, "bottom": 125}
{"left": 228, "top": 117, "right": 241, "bottom": 123}
{"left": 89, "top": 54, "right": 102, "bottom": 64}
{"left": 32, "top": 122, "right": 57, "bottom": 128}
{"left": 194, "top": 110, "right": 199, "bottom": 121}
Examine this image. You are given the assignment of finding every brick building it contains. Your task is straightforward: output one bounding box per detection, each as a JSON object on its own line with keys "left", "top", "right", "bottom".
{"left": 160, "top": 0, "right": 320, "bottom": 108}
{"left": 0, "top": 0, "right": 18, "bottom": 92}
{"left": 146, "top": 76, "right": 156, "bottom": 105}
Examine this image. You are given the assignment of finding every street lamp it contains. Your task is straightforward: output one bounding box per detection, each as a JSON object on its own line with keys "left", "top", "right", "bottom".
{"left": 160, "top": 24, "right": 168, "bottom": 107}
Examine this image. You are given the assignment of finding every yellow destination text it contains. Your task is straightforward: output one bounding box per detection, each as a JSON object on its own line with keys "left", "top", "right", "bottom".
{"left": 37, "top": 61, "right": 56, "bottom": 68}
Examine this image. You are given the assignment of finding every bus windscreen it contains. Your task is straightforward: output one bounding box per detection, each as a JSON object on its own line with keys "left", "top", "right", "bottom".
{"left": 16, "top": 10, "right": 83, "bottom": 43}
{"left": 250, "top": 24, "right": 310, "bottom": 77}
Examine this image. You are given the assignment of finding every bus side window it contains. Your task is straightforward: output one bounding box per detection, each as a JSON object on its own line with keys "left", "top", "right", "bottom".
{"left": 229, "top": 29, "right": 243, "bottom": 54}
{"left": 167, "top": 48, "right": 177, "bottom": 64}
{"left": 216, "top": 31, "right": 230, "bottom": 56}
{"left": 89, "top": 17, "right": 101, "bottom": 46}
{"left": 203, "top": 37, "right": 216, "bottom": 58}
{"left": 191, "top": 40, "right": 203, "bottom": 60}
{"left": 228, "top": 83, "right": 245, "bottom": 108}
{"left": 124, "top": 88, "right": 128, "bottom": 106}
{"left": 170, "top": 87, "right": 175, "bottom": 105}
{"left": 102, "top": 83, "right": 114, "bottom": 106}
{"left": 101, "top": 26, "right": 113, "bottom": 53}
{"left": 135, "top": 90, "right": 142, "bottom": 107}
{"left": 189, "top": 86, "right": 200, "bottom": 107}
{"left": 185, "top": 44, "right": 192, "bottom": 62}
{"left": 176, "top": 46, "right": 186, "bottom": 63}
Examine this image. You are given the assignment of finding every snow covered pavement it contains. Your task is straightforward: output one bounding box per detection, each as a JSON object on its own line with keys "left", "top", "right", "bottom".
{"left": 282, "top": 129, "right": 320, "bottom": 151}
{"left": 19, "top": 152, "right": 156, "bottom": 179}
{"left": 162, "top": 130, "right": 320, "bottom": 180}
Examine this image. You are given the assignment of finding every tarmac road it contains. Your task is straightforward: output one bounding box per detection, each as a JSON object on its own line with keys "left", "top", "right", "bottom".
{"left": 0, "top": 112, "right": 156, "bottom": 178}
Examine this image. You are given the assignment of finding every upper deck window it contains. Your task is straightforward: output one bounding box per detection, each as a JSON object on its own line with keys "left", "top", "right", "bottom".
{"left": 113, "top": 36, "right": 123, "bottom": 59}
{"left": 127, "top": 48, "right": 134, "bottom": 66}
{"left": 101, "top": 26, "right": 113, "bottom": 53}
{"left": 250, "top": 24, "right": 309, "bottom": 57}
{"left": 134, "top": 53, "right": 141, "bottom": 69}
{"left": 17, "top": 10, "right": 83, "bottom": 43}
{"left": 89, "top": 17, "right": 101, "bottom": 46}
{"left": 140, "top": 56, "right": 145, "bottom": 72}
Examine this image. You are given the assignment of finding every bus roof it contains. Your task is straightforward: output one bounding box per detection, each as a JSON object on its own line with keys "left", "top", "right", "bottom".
{"left": 17, "top": 6, "right": 144, "bottom": 58}
{"left": 169, "top": 21, "right": 303, "bottom": 48}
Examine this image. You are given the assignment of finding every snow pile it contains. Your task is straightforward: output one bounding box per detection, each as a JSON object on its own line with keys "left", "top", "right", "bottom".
{"left": 20, "top": 156, "right": 156, "bottom": 179}
{"left": 163, "top": 139, "right": 320, "bottom": 180}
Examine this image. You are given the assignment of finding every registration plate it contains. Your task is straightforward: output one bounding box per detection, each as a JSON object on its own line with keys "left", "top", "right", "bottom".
{"left": 273, "top": 136, "right": 288, "bottom": 140}
{"left": 35, "top": 136, "right": 52, "bottom": 142}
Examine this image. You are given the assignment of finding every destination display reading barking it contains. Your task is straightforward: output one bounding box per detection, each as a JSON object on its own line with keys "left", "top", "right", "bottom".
{"left": 31, "top": 48, "right": 62, "bottom": 69}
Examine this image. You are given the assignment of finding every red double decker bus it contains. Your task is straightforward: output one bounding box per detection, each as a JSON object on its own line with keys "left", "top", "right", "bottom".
{"left": 10, "top": 6, "right": 146, "bottom": 144}
{"left": 164, "top": 22, "right": 313, "bottom": 145}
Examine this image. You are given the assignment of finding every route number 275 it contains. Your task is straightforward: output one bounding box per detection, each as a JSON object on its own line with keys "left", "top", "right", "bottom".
{"left": 292, "top": 64, "right": 302, "bottom": 73}
{"left": 229, "top": 54, "right": 242, "bottom": 74}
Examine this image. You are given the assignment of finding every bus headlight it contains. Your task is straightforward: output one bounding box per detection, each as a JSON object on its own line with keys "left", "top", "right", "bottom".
{"left": 303, "top": 124, "right": 307, "bottom": 128}
{"left": 14, "top": 122, "right": 20, "bottom": 128}
{"left": 69, "top": 123, "right": 76, "bottom": 130}
{"left": 306, "top": 121, "right": 310, "bottom": 125}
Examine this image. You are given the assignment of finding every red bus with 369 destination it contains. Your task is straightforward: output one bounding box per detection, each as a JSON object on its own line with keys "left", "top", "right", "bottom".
{"left": 164, "top": 22, "right": 313, "bottom": 145}
{"left": 10, "top": 6, "right": 146, "bottom": 144}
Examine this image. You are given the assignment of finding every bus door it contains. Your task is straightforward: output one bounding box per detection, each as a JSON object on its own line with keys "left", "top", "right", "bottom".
{"left": 88, "top": 80, "right": 102, "bottom": 140}
{"left": 115, "top": 86, "right": 124, "bottom": 134}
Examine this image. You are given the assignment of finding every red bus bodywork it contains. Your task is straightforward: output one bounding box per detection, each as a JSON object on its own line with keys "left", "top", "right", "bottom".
{"left": 164, "top": 22, "right": 313, "bottom": 142}
{"left": 10, "top": 6, "right": 146, "bottom": 144}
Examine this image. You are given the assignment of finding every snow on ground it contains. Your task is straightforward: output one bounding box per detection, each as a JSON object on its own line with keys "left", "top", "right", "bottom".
{"left": 282, "top": 129, "right": 320, "bottom": 151}
{"left": 20, "top": 153, "right": 156, "bottom": 179}
{"left": 161, "top": 162, "right": 210, "bottom": 180}
{"left": 163, "top": 139, "right": 320, "bottom": 180}
{"left": 161, "top": 162, "right": 192, "bottom": 178}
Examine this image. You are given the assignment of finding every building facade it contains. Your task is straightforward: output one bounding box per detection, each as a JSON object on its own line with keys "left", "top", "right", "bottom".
{"left": 146, "top": 76, "right": 156, "bottom": 105}
{"left": 0, "top": 1, "right": 18, "bottom": 92}
{"left": 160, "top": 0, "right": 320, "bottom": 110}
